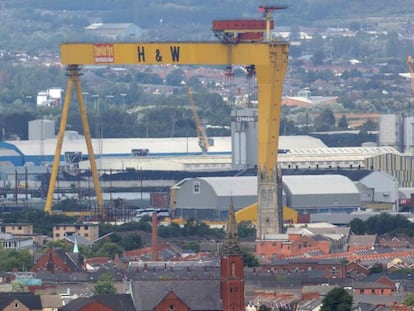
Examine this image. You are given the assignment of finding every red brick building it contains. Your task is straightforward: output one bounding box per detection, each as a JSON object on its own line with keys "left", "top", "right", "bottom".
{"left": 256, "top": 233, "right": 332, "bottom": 259}
{"left": 30, "top": 248, "right": 82, "bottom": 274}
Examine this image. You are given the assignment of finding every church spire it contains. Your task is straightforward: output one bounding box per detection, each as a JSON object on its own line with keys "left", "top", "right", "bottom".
{"left": 73, "top": 236, "right": 79, "bottom": 253}
{"left": 222, "top": 197, "right": 241, "bottom": 256}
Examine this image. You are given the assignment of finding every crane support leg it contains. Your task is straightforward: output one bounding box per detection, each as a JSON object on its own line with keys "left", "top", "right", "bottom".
{"left": 255, "top": 44, "right": 288, "bottom": 238}
{"left": 44, "top": 65, "right": 104, "bottom": 217}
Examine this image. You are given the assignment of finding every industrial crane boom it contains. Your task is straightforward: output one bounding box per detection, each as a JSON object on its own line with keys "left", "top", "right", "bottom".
{"left": 187, "top": 87, "right": 210, "bottom": 154}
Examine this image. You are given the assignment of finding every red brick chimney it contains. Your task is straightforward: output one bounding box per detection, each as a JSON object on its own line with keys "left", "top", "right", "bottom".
{"left": 151, "top": 211, "right": 159, "bottom": 261}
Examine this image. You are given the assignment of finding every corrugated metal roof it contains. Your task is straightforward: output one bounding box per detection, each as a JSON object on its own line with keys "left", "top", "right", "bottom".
{"left": 279, "top": 135, "right": 327, "bottom": 149}
{"left": 283, "top": 174, "right": 359, "bottom": 195}
{"left": 197, "top": 176, "right": 257, "bottom": 197}
{"left": 8, "top": 136, "right": 232, "bottom": 156}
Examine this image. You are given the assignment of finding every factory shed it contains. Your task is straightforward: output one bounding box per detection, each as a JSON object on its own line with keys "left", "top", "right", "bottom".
{"left": 0, "top": 142, "right": 25, "bottom": 166}
{"left": 171, "top": 176, "right": 257, "bottom": 221}
{"left": 283, "top": 175, "right": 360, "bottom": 214}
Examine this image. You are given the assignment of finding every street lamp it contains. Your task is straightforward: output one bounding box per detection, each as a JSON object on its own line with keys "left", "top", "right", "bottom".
{"left": 120, "top": 93, "right": 127, "bottom": 112}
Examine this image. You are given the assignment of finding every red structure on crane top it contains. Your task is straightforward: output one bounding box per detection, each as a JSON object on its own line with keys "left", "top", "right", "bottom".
{"left": 212, "top": 19, "right": 274, "bottom": 43}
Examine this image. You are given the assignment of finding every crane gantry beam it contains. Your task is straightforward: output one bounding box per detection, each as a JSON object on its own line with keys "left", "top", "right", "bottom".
{"left": 52, "top": 41, "right": 288, "bottom": 234}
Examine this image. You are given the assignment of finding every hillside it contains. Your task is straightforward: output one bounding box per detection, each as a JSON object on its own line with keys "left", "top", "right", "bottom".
{"left": 3, "top": 0, "right": 414, "bottom": 27}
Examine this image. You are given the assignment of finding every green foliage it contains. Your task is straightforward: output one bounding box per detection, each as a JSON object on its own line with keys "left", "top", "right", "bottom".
{"left": 181, "top": 218, "right": 224, "bottom": 238}
{"left": 0, "top": 248, "right": 33, "bottom": 272}
{"left": 93, "top": 242, "right": 123, "bottom": 259}
{"left": 11, "top": 281, "right": 28, "bottom": 292}
{"left": 94, "top": 272, "right": 116, "bottom": 295}
{"left": 110, "top": 233, "right": 143, "bottom": 251}
{"left": 313, "top": 108, "right": 336, "bottom": 131}
{"left": 182, "top": 241, "right": 200, "bottom": 252}
{"left": 158, "top": 222, "right": 182, "bottom": 238}
{"left": 349, "top": 213, "right": 414, "bottom": 236}
{"left": 238, "top": 222, "right": 256, "bottom": 239}
{"left": 242, "top": 251, "right": 259, "bottom": 267}
{"left": 337, "top": 114, "right": 349, "bottom": 130}
{"left": 321, "top": 287, "right": 353, "bottom": 311}
{"left": 47, "top": 240, "right": 73, "bottom": 253}
{"left": 165, "top": 69, "right": 185, "bottom": 86}
{"left": 349, "top": 218, "right": 367, "bottom": 235}
{"left": 403, "top": 295, "right": 414, "bottom": 306}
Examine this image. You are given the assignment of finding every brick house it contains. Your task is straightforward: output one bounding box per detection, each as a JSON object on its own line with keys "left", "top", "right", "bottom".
{"left": 352, "top": 281, "right": 394, "bottom": 295}
{"left": 130, "top": 280, "right": 222, "bottom": 311}
{"left": 346, "top": 261, "right": 370, "bottom": 276}
{"left": 256, "top": 233, "right": 332, "bottom": 258}
{"left": 263, "top": 259, "right": 346, "bottom": 279}
{"left": 30, "top": 248, "right": 83, "bottom": 274}
{"left": 0, "top": 293, "right": 42, "bottom": 311}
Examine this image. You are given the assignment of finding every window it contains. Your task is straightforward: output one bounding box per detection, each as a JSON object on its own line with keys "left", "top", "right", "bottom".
{"left": 14, "top": 302, "right": 19, "bottom": 309}
{"left": 56, "top": 233, "right": 60, "bottom": 238}
{"left": 84, "top": 233, "right": 89, "bottom": 237}
{"left": 193, "top": 181, "right": 200, "bottom": 194}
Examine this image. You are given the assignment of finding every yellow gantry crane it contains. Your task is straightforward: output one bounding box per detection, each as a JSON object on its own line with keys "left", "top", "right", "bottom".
{"left": 47, "top": 13, "right": 289, "bottom": 232}
{"left": 186, "top": 87, "right": 211, "bottom": 154}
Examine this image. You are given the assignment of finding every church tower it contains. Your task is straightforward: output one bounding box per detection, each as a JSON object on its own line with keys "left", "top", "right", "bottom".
{"left": 221, "top": 198, "right": 245, "bottom": 311}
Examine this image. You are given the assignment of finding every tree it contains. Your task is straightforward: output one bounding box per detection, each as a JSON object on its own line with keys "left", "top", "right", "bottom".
{"left": 349, "top": 218, "right": 366, "bottom": 235}
{"left": 94, "top": 272, "right": 116, "bottom": 295}
{"left": 242, "top": 251, "right": 259, "bottom": 267}
{"left": 368, "top": 263, "right": 386, "bottom": 275}
{"left": 313, "top": 108, "right": 336, "bottom": 131}
{"left": 0, "top": 248, "right": 33, "bottom": 272}
{"left": 238, "top": 222, "right": 256, "bottom": 238}
{"left": 403, "top": 295, "right": 414, "bottom": 306}
{"left": 94, "top": 242, "right": 123, "bottom": 259}
{"left": 11, "top": 281, "right": 28, "bottom": 292}
{"left": 337, "top": 114, "right": 349, "bottom": 129}
{"left": 321, "top": 287, "right": 353, "bottom": 311}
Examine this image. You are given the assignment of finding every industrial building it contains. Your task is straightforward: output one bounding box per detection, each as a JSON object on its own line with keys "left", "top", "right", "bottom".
{"left": 282, "top": 175, "right": 360, "bottom": 214}
{"left": 171, "top": 176, "right": 259, "bottom": 220}
{"left": 170, "top": 169, "right": 400, "bottom": 222}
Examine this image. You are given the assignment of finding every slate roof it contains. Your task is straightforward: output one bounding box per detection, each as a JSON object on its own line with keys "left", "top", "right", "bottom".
{"left": 60, "top": 294, "right": 135, "bottom": 311}
{"left": 0, "top": 292, "right": 42, "bottom": 310}
{"left": 350, "top": 234, "right": 377, "bottom": 247}
{"left": 130, "top": 279, "right": 222, "bottom": 310}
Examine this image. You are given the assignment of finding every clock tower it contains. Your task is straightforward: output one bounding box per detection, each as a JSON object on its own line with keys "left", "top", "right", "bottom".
{"left": 221, "top": 198, "right": 245, "bottom": 311}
